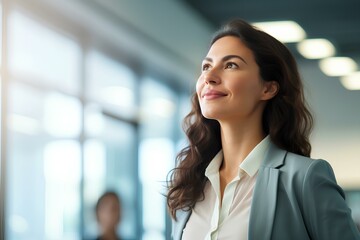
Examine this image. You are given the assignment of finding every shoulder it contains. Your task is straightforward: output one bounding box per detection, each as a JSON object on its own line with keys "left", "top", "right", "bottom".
{"left": 277, "top": 152, "right": 340, "bottom": 194}
{"left": 264, "top": 142, "right": 336, "bottom": 184}
{"left": 284, "top": 151, "right": 319, "bottom": 166}
{"left": 281, "top": 152, "right": 332, "bottom": 176}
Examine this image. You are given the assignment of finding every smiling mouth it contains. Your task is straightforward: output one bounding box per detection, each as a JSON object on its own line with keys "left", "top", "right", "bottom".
{"left": 202, "top": 92, "right": 227, "bottom": 100}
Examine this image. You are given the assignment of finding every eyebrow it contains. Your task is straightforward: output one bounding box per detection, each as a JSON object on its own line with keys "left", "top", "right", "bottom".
{"left": 204, "top": 54, "right": 248, "bottom": 64}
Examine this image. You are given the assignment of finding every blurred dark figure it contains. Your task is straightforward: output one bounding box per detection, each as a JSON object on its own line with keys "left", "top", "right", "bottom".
{"left": 95, "top": 191, "right": 122, "bottom": 240}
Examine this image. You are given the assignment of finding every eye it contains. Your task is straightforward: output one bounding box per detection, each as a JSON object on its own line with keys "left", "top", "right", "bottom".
{"left": 202, "top": 63, "right": 211, "bottom": 71}
{"left": 225, "top": 62, "right": 238, "bottom": 69}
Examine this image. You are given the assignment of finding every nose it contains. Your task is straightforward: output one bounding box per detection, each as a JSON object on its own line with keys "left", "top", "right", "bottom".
{"left": 203, "top": 69, "right": 221, "bottom": 85}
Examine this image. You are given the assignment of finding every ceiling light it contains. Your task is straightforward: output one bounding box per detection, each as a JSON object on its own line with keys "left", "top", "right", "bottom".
{"left": 319, "top": 57, "right": 357, "bottom": 77}
{"left": 252, "top": 20, "right": 306, "bottom": 43}
{"left": 297, "top": 38, "right": 336, "bottom": 59}
{"left": 340, "top": 71, "right": 360, "bottom": 90}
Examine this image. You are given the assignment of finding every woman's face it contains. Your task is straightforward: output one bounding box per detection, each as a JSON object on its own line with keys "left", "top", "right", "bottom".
{"left": 97, "top": 195, "right": 121, "bottom": 232}
{"left": 196, "top": 36, "right": 274, "bottom": 123}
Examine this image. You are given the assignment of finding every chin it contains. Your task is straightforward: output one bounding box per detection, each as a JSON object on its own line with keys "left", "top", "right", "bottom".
{"left": 201, "top": 110, "right": 222, "bottom": 120}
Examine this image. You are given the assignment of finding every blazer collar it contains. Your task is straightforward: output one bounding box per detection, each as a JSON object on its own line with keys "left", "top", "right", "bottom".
{"left": 261, "top": 141, "right": 287, "bottom": 168}
{"left": 248, "top": 141, "right": 287, "bottom": 240}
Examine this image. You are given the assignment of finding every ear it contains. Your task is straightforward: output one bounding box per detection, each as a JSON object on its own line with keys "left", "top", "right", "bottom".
{"left": 261, "top": 81, "right": 279, "bottom": 100}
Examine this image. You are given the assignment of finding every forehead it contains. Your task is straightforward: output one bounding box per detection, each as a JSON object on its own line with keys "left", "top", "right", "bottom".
{"left": 100, "top": 195, "right": 118, "bottom": 204}
{"left": 207, "top": 36, "right": 255, "bottom": 61}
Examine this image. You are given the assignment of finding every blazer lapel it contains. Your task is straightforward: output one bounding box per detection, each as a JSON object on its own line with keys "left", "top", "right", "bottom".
{"left": 248, "top": 142, "right": 287, "bottom": 240}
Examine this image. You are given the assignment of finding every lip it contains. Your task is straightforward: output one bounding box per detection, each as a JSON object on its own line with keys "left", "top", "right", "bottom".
{"left": 202, "top": 89, "right": 227, "bottom": 100}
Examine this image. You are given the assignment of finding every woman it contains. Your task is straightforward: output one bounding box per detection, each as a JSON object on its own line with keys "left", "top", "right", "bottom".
{"left": 167, "top": 19, "right": 360, "bottom": 240}
{"left": 95, "top": 191, "right": 122, "bottom": 240}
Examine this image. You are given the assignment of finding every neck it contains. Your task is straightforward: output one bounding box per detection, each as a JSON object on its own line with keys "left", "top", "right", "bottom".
{"left": 219, "top": 119, "right": 265, "bottom": 174}
{"left": 100, "top": 229, "right": 118, "bottom": 240}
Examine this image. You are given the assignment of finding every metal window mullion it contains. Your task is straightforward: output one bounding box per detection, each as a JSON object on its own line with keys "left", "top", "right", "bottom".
{"left": 79, "top": 40, "right": 87, "bottom": 240}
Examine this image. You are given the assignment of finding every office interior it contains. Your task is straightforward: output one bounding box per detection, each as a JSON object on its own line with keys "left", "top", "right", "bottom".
{"left": 0, "top": 0, "right": 359, "bottom": 239}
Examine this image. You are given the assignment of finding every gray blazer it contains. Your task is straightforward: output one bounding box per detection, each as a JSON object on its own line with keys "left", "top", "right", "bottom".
{"left": 172, "top": 142, "right": 360, "bottom": 240}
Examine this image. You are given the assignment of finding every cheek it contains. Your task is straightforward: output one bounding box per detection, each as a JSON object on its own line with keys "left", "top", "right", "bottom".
{"left": 232, "top": 77, "right": 262, "bottom": 95}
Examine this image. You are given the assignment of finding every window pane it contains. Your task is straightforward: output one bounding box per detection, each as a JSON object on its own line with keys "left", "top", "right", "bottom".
{"left": 6, "top": 122, "right": 45, "bottom": 240}
{"left": 86, "top": 51, "right": 137, "bottom": 118}
{"left": 84, "top": 110, "right": 138, "bottom": 239}
{"left": 6, "top": 82, "right": 82, "bottom": 240}
{"left": 140, "top": 77, "right": 177, "bottom": 239}
{"left": 8, "top": 82, "right": 81, "bottom": 138}
{"left": 43, "top": 140, "right": 81, "bottom": 240}
{"left": 140, "top": 77, "right": 176, "bottom": 138}
{"left": 8, "top": 11, "right": 81, "bottom": 94}
{"left": 139, "top": 138, "right": 174, "bottom": 240}
{"left": 43, "top": 92, "right": 82, "bottom": 138}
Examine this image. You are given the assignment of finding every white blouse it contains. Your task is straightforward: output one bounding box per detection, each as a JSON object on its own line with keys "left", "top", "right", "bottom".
{"left": 182, "top": 136, "right": 270, "bottom": 240}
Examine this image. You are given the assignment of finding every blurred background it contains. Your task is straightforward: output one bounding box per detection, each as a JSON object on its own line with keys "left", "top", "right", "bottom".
{"left": 0, "top": 0, "right": 359, "bottom": 239}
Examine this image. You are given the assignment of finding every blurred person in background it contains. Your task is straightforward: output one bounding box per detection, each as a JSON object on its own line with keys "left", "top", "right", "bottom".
{"left": 95, "top": 191, "right": 122, "bottom": 240}
{"left": 167, "top": 19, "right": 360, "bottom": 240}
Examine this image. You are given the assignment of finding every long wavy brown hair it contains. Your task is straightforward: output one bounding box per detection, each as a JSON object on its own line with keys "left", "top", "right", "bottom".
{"left": 167, "top": 19, "right": 313, "bottom": 219}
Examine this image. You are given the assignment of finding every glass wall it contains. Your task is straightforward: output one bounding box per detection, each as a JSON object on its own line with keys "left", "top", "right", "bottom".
{"left": 6, "top": 10, "right": 82, "bottom": 239}
{"left": 7, "top": 83, "right": 82, "bottom": 239}
{"left": 1, "top": 3, "right": 187, "bottom": 240}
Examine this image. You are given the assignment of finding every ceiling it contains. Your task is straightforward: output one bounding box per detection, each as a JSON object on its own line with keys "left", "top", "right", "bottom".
{"left": 182, "top": 0, "right": 360, "bottom": 60}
